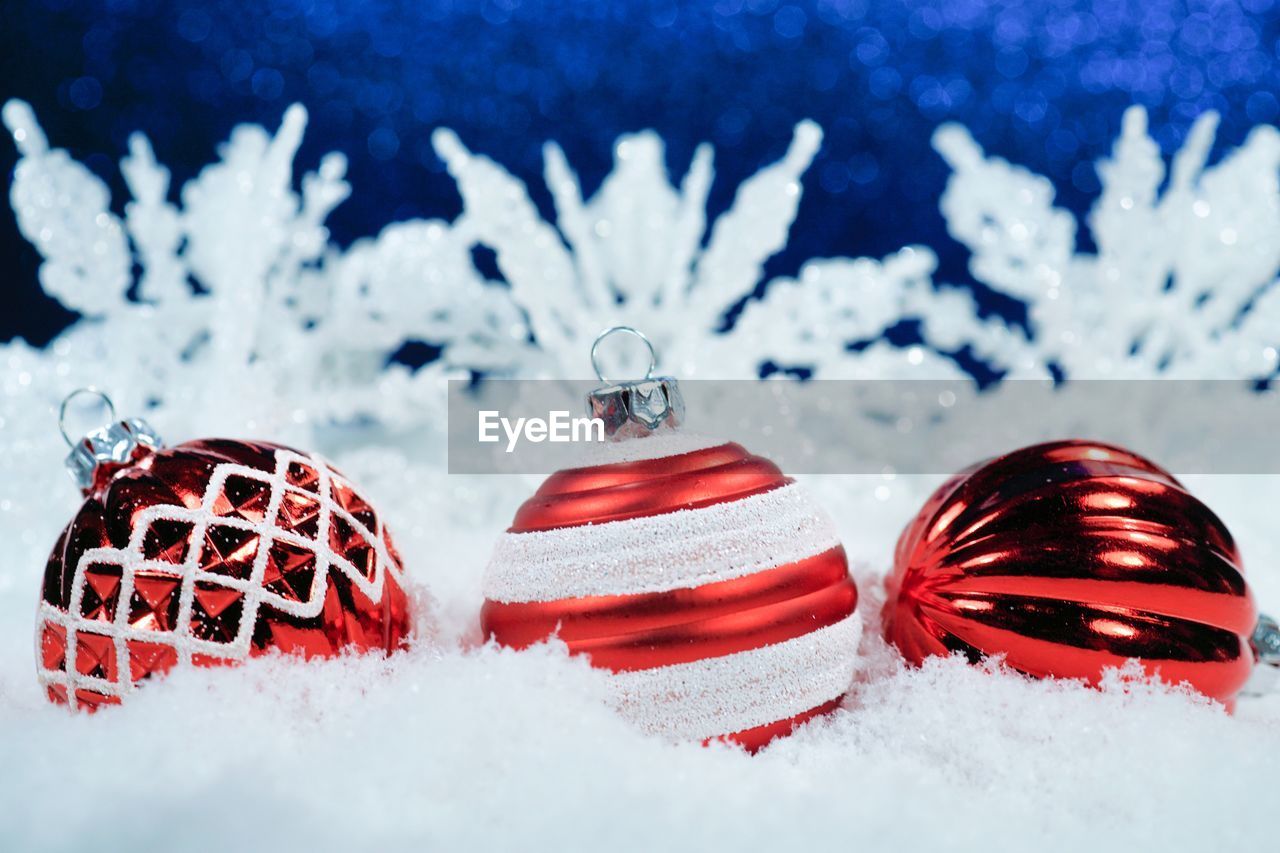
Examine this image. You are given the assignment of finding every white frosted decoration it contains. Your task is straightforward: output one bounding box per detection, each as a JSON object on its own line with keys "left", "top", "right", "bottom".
{"left": 0, "top": 100, "right": 459, "bottom": 442}
{"left": 434, "top": 120, "right": 1004, "bottom": 382}
{"left": 731, "top": 246, "right": 1033, "bottom": 379}
{"left": 2, "top": 100, "right": 130, "bottom": 317}
{"left": 333, "top": 218, "right": 537, "bottom": 370}
{"left": 432, "top": 127, "right": 587, "bottom": 372}
{"left": 485, "top": 483, "right": 841, "bottom": 602}
{"left": 120, "top": 134, "right": 185, "bottom": 304}
{"left": 609, "top": 612, "right": 863, "bottom": 741}
{"left": 36, "top": 448, "right": 404, "bottom": 703}
{"left": 935, "top": 105, "right": 1280, "bottom": 379}
{"left": 685, "top": 121, "right": 823, "bottom": 346}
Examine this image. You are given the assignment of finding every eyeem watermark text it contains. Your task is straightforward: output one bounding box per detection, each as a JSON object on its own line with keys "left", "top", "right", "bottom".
{"left": 478, "top": 411, "right": 605, "bottom": 452}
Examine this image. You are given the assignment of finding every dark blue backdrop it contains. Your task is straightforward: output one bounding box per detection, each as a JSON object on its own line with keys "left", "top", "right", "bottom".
{"left": 3, "top": 0, "right": 1278, "bottom": 346}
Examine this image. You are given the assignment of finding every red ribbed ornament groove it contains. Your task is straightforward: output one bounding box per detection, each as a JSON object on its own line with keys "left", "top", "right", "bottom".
{"left": 482, "top": 441, "right": 860, "bottom": 751}
{"left": 37, "top": 438, "right": 412, "bottom": 710}
{"left": 507, "top": 443, "right": 793, "bottom": 532}
{"left": 883, "top": 440, "right": 1256, "bottom": 704}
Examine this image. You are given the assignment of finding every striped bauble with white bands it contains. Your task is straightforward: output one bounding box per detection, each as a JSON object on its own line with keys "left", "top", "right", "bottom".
{"left": 481, "top": 437, "right": 861, "bottom": 751}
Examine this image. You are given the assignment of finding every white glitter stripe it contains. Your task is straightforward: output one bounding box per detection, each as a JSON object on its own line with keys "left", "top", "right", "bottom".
{"left": 608, "top": 613, "right": 862, "bottom": 742}
{"left": 483, "top": 484, "right": 842, "bottom": 603}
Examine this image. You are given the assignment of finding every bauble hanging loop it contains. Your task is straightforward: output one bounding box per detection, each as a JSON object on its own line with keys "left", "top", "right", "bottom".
{"left": 1251, "top": 615, "right": 1280, "bottom": 665}
{"left": 589, "top": 325, "right": 657, "bottom": 386}
{"left": 1242, "top": 614, "right": 1280, "bottom": 695}
{"left": 587, "top": 326, "right": 685, "bottom": 437}
{"left": 59, "top": 388, "right": 163, "bottom": 493}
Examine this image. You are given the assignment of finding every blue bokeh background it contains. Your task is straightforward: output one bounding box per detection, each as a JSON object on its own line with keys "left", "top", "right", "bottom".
{"left": 3, "top": 0, "right": 1279, "bottom": 346}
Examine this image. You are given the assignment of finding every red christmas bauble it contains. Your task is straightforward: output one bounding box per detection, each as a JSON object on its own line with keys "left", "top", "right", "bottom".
{"left": 481, "top": 435, "right": 861, "bottom": 751}
{"left": 37, "top": 433, "right": 412, "bottom": 710}
{"left": 883, "top": 440, "right": 1256, "bottom": 704}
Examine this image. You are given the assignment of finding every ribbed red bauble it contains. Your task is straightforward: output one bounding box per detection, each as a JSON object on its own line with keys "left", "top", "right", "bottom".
{"left": 37, "top": 392, "right": 412, "bottom": 710}
{"left": 480, "top": 328, "right": 861, "bottom": 751}
{"left": 883, "top": 440, "right": 1257, "bottom": 705}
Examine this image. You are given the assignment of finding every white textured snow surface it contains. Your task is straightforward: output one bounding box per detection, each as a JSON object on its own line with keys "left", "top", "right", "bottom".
{"left": 3, "top": 432, "right": 1280, "bottom": 852}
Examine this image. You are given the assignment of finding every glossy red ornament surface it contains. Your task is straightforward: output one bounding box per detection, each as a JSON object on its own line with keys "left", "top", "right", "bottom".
{"left": 482, "top": 442, "right": 860, "bottom": 751}
{"left": 507, "top": 442, "right": 789, "bottom": 531}
{"left": 484, "top": 549, "right": 854, "bottom": 671}
{"left": 884, "top": 440, "right": 1256, "bottom": 704}
{"left": 38, "top": 438, "right": 411, "bottom": 710}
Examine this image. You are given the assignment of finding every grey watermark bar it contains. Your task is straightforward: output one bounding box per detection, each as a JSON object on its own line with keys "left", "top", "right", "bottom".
{"left": 447, "top": 379, "right": 1279, "bottom": 475}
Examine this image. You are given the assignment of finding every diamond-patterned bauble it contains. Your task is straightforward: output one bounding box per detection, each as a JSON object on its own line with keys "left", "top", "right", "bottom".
{"left": 883, "top": 440, "right": 1257, "bottom": 706}
{"left": 481, "top": 435, "right": 861, "bottom": 751}
{"left": 37, "top": 437, "right": 412, "bottom": 710}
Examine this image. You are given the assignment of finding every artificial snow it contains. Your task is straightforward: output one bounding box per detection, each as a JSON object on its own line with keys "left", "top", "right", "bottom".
{"left": 2, "top": 440, "right": 1278, "bottom": 851}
